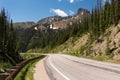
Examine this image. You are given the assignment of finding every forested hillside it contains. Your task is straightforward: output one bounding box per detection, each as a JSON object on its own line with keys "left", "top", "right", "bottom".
{"left": 27, "top": 0, "right": 120, "bottom": 54}
{"left": 13, "top": 22, "right": 36, "bottom": 52}
{"left": 48, "top": 0, "right": 120, "bottom": 62}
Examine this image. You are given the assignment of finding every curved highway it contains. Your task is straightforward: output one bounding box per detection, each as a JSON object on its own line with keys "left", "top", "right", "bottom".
{"left": 44, "top": 54, "right": 120, "bottom": 80}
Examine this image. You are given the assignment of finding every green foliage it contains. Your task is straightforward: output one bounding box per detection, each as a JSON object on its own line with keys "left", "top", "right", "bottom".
{"left": 15, "top": 27, "right": 36, "bottom": 52}
{"left": 14, "top": 55, "right": 45, "bottom": 80}
{"left": 0, "top": 8, "right": 21, "bottom": 70}
{"left": 0, "top": 61, "right": 13, "bottom": 70}
{"left": 79, "top": 45, "right": 86, "bottom": 55}
{"left": 88, "top": 54, "right": 112, "bottom": 62}
{"left": 14, "top": 60, "right": 36, "bottom": 80}
{"left": 117, "top": 49, "right": 120, "bottom": 53}
{"left": 20, "top": 53, "right": 42, "bottom": 60}
{"left": 115, "top": 0, "right": 120, "bottom": 23}
{"left": 105, "top": 36, "right": 111, "bottom": 55}
{"left": 105, "top": 47, "right": 111, "bottom": 55}
{"left": 116, "top": 26, "right": 120, "bottom": 33}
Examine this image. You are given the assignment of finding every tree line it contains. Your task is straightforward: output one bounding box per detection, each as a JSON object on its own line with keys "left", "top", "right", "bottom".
{"left": 90, "top": 0, "right": 120, "bottom": 38}
{"left": 0, "top": 9, "right": 21, "bottom": 66}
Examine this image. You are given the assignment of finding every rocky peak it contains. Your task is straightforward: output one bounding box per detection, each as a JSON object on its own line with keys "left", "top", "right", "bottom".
{"left": 77, "top": 8, "right": 90, "bottom": 15}
{"left": 37, "top": 16, "right": 72, "bottom": 25}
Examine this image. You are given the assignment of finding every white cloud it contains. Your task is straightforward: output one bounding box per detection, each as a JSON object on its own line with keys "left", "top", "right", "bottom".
{"left": 57, "top": 0, "right": 83, "bottom": 3}
{"left": 50, "top": 9, "right": 68, "bottom": 17}
{"left": 70, "top": 0, "right": 74, "bottom": 3}
{"left": 70, "top": 0, "right": 83, "bottom": 3}
{"left": 69, "top": 10, "right": 75, "bottom": 15}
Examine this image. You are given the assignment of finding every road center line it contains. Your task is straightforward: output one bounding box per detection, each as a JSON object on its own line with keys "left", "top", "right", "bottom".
{"left": 48, "top": 56, "right": 71, "bottom": 80}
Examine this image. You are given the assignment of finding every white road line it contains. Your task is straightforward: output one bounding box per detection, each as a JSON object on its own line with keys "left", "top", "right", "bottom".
{"left": 48, "top": 56, "right": 71, "bottom": 80}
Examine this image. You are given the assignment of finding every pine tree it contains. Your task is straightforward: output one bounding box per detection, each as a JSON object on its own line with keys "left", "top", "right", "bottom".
{"left": 104, "top": 0, "right": 110, "bottom": 27}
{"left": 0, "top": 8, "right": 21, "bottom": 65}
{"left": 99, "top": 8, "right": 104, "bottom": 34}
{"left": 110, "top": 0, "right": 115, "bottom": 24}
{"left": 115, "top": 0, "right": 120, "bottom": 23}
{"left": 0, "top": 8, "right": 8, "bottom": 53}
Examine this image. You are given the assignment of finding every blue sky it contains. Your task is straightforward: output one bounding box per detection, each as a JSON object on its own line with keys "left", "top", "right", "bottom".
{"left": 0, "top": 0, "right": 105, "bottom": 22}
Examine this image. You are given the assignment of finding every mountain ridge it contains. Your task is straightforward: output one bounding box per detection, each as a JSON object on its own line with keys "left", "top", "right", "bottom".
{"left": 13, "top": 8, "right": 90, "bottom": 52}
{"left": 13, "top": 8, "right": 90, "bottom": 30}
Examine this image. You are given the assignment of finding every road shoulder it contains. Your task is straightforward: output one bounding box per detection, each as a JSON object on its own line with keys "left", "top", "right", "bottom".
{"left": 33, "top": 58, "right": 50, "bottom": 80}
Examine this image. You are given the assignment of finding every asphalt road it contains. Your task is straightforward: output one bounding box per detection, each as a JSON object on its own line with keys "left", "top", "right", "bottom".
{"left": 44, "top": 54, "right": 120, "bottom": 80}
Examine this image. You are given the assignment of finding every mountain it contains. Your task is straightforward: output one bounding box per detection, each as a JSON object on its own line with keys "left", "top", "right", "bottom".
{"left": 13, "top": 22, "right": 36, "bottom": 52}
{"left": 13, "top": 22, "right": 35, "bottom": 30}
{"left": 13, "top": 8, "right": 90, "bottom": 31}
{"left": 74, "top": 8, "right": 90, "bottom": 23}
{"left": 13, "top": 8, "right": 90, "bottom": 52}
{"left": 37, "top": 8, "right": 90, "bottom": 30}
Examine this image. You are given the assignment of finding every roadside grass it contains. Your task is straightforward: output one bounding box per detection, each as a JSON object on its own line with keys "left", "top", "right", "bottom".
{"left": 14, "top": 55, "right": 45, "bottom": 80}
{"left": 20, "top": 53, "right": 43, "bottom": 59}
{"left": 0, "top": 61, "right": 13, "bottom": 72}
{"left": 85, "top": 55, "right": 113, "bottom": 62}
{"left": 66, "top": 47, "right": 116, "bottom": 63}
{"left": 14, "top": 59, "right": 37, "bottom": 80}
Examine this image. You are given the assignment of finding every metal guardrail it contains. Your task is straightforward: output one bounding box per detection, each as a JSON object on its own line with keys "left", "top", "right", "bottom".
{"left": 0, "top": 55, "right": 44, "bottom": 80}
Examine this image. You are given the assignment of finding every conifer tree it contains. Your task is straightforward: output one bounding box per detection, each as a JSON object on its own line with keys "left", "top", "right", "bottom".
{"left": 110, "top": 0, "right": 115, "bottom": 24}
{"left": 115, "top": 0, "right": 120, "bottom": 23}
{"left": 0, "top": 8, "right": 21, "bottom": 65}
{"left": 104, "top": 0, "right": 110, "bottom": 27}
